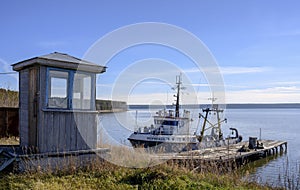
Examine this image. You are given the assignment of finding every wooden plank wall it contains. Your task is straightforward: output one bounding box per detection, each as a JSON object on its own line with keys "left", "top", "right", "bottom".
{"left": 19, "top": 69, "right": 29, "bottom": 147}
{"left": 38, "top": 66, "right": 47, "bottom": 152}
{"left": 28, "top": 67, "right": 38, "bottom": 147}
{"left": 39, "top": 111, "right": 97, "bottom": 153}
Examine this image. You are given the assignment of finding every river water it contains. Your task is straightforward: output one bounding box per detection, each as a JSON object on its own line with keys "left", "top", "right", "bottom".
{"left": 98, "top": 108, "right": 300, "bottom": 188}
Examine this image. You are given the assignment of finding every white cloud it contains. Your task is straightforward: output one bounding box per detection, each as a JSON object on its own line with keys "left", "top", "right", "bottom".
{"left": 226, "top": 86, "right": 300, "bottom": 103}
{"left": 189, "top": 83, "right": 210, "bottom": 87}
{"left": 183, "top": 66, "right": 267, "bottom": 75}
{"left": 271, "top": 81, "right": 300, "bottom": 86}
{"left": 270, "top": 86, "right": 300, "bottom": 93}
{"left": 220, "top": 66, "right": 267, "bottom": 75}
{"left": 113, "top": 85, "right": 300, "bottom": 104}
{"left": 110, "top": 91, "right": 201, "bottom": 105}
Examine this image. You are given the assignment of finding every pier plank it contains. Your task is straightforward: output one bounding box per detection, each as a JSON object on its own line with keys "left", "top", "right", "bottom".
{"left": 155, "top": 140, "right": 287, "bottom": 166}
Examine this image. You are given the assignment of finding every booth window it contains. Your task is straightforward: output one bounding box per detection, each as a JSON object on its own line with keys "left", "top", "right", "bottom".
{"left": 48, "top": 70, "right": 69, "bottom": 109}
{"left": 46, "top": 68, "right": 94, "bottom": 110}
{"left": 73, "top": 73, "right": 92, "bottom": 109}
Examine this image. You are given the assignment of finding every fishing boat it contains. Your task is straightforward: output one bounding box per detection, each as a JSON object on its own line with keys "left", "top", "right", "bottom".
{"left": 128, "top": 74, "right": 242, "bottom": 152}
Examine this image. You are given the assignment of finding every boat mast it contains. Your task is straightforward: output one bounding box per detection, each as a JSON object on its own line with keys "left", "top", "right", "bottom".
{"left": 174, "top": 74, "right": 183, "bottom": 118}
{"left": 197, "top": 108, "right": 210, "bottom": 142}
{"left": 197, "top": 97, "right": 225, "bottom": 142}
{"left": 209, "top": 97, "right": 222, "bottom": 138}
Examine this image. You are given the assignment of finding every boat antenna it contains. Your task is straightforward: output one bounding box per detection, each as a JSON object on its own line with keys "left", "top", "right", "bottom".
{"left": 208, "top": 93, "right": 217, "bottom": 106}
{"left": 135, "top": 110, "right": 138, "bottom": 129}
{"left": 166, "top": 90, "right": 169, "bottom": 108}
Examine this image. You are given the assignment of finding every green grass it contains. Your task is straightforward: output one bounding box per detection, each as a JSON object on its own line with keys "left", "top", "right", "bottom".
{"left": 0, "top": 162, "right": 283, "bottom": 190}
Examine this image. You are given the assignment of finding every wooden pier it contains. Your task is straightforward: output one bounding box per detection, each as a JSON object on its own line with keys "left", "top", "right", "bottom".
{"left": 0, "top": 140, "right": 287, "bottom": 172}
{"left": 156, "top": 140, "right": 287, "bottom": 171}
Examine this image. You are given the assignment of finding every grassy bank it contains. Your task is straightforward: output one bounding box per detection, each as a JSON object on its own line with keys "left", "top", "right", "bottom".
{"left": 0, "top": 161, "right": 282, "bottom": 190}
{"left": 0, "top": 137, "right": 283, "bottom": 189}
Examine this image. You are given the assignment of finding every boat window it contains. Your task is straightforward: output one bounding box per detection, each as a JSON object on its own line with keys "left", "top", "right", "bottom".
{"left": 162, "top": 120, "right": 178, "bottom": 126}
{"left": 155, "top": 120, "right": 163, "bottom": 125}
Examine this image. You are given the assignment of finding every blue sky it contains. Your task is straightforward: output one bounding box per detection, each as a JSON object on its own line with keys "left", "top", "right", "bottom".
{"left": 0, "top": 1, "right": 300, "bottom": 104}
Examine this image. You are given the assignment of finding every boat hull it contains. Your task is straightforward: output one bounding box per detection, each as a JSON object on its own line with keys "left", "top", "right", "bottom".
{"left": 128, "top": 139, "right": 197, "bottom": 152}
{"left": 128, "top": 133, "right": 198, "bottom": 152}
{"left": 128, "top": 133, "right": 242, "bottom": 152}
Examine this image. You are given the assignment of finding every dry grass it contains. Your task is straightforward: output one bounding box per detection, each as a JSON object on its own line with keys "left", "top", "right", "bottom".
{"left": 0, "top": 159, "right": 282, "bottom": 190}
{"left": 0, "top": 88, "right": 18, "bottom": 107}
{"left": 0, "top": 143, "right": 285, "bottom": 190}
{"left": 0, "top": 137, "right": 19, "bottom": 145}
{"left": 0, "top": 132, "right": 289, "bottom": 189}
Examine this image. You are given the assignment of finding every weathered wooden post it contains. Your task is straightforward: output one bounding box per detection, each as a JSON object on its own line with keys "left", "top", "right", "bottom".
{"left": 12, "top": 52, "right": 106, "bottom": 153}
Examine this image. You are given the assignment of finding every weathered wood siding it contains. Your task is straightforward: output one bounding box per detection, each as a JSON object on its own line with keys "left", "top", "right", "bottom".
{"left": 19, "top": 69, "right": 29, "bottom": 147}
{"left": 37, "top": 66, "right": 98, "bottom": 153}
{"left": 28, "top": 67, "right": 39, "bottom": 147}
{"left": 18, "top": 67, "right": 39, "bottom": 148}
{"left": 39, "top": 111, "right": 98, "bottom": 153}
{"left": 18, "top": 66, "right": 98, "bottom": 153}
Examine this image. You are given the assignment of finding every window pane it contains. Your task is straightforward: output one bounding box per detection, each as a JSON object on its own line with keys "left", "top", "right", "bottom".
{"left": 51, "top": 78, "right": 67, "bottom": 97}
{"left": 48, "top": 70, "right": 68, "bottom": 108}
{"left": 73, "top": 73, "right": 92, "bottom": 109}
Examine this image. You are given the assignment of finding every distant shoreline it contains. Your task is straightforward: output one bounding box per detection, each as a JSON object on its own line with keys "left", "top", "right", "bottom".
{"left": 129, "top": 103, "right": 300, "bottom": 109}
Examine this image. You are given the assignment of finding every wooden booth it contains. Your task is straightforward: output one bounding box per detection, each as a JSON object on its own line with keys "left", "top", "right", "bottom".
{"left": 12, "top": 52, "right": 106, "bottom": 153}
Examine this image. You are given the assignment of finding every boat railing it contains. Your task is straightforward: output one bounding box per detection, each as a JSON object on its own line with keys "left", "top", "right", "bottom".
{"left": 155, "top": 109, "right": 191, "bottom": 119}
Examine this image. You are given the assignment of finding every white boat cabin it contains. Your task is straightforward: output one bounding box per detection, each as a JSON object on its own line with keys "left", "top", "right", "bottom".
{"left": 138, "top": 109, "right": 191, "bottom": 135}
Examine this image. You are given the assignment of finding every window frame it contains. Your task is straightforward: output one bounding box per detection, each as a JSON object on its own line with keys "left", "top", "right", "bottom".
{"left": 45, "top": 67, "right": 95, "bottom": 110}
{"left": 72, "top": 72, "right": 93, "bottom": 110}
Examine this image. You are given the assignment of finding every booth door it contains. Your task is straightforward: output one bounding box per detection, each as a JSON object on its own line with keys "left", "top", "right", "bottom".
{"left": 28, "top": 67, "right": 39, "bottom": 148}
